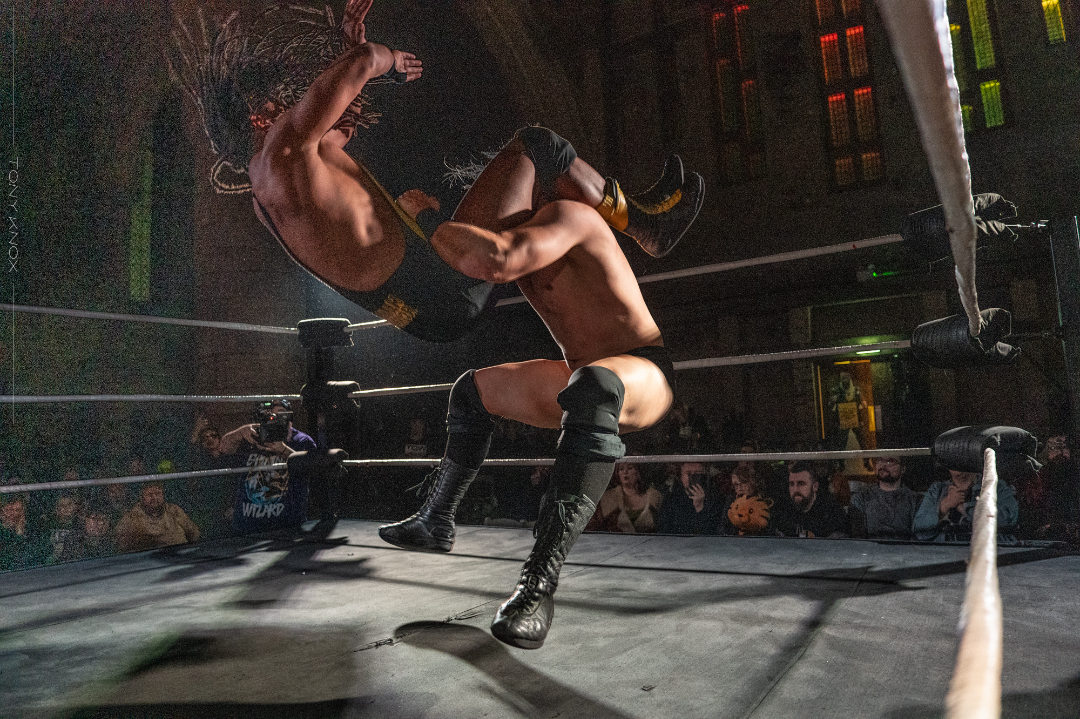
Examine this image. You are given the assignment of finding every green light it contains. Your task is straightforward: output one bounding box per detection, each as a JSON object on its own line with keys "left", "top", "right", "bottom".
{"left": 871, "top": 270, "right": 899, "bottom": 277}
{"left": 856, "top": 349, "right": 881, "bottom": 355}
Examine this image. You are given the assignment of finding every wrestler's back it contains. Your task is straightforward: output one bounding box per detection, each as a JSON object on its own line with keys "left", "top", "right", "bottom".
{"left": 248, "top": 126, "right": 405, "bottom": 294}
{"left": 517, "top": 230, "right": 664, "bottom": 369}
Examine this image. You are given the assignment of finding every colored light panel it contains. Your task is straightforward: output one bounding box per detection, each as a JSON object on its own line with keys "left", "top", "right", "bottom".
{"left": 967, "top": 0, "right": 997, "bottom": 69}
{"left": 847, "top": 26, "right": 869, "bottom": 77}
{"left": 835, "top": 156, "right": 856, "bottom": 185}
{"left": 742, "top": 79, "right": 761, "bottom": 140}
{"left": 860, "top": 151, "right": 883, "bottom": 181}
{"left": 816, "top": 0, "right": 835, "bottom": 25}
{"left": 980, "top": 80, "right": 1005, "bottom": 127}
{"left": 854, "top": 86, "right": 876, "bottom": 141}
{"left": 828, "top": 92, "right": 850, "bottom": 146}
{"left": 821, "top": 33, "right": 842, "bottom": 84}
{"left": 1043, "top": 0, "right": 1067, "bottom": 43}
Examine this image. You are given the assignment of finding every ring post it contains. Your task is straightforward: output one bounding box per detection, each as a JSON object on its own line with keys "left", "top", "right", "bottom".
{"left": 297, "top": 318, "right": 357, "bottom": 520}
{"left": 1049, "top": 217, "right": 1080, "bottom": 455}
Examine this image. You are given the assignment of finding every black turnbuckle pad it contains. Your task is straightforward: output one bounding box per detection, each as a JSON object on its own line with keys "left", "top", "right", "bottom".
{"left": 297, "top": 318, "right": 353, "bottom": 349}
{"left": 933, "top": 425, "right": 1041, "bottom": 480}
{"left": 301, "top": 381, "right": 361, "bottom": 412}
{"left": 288, "top": 448, "right": 350, "bottom": 477}
{"left": 910, "top": 308, "right": 1019, "bottom": 368}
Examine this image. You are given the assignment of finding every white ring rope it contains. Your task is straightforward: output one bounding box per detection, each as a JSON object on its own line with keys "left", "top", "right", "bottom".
{"left": 0, "top": 449, "right": 931, "bottom": 493}
{"left": 8, "top": 340, "right": 912, "bottom": 404}
{"left": 875, "top": 0, "right": 981, "bottom": 337}
{"left": 0, "top": 465, "right": 283, "bottom": 494}
{"left": 3, "top": 235, "right": 908, "bottom": 328}
{"left": 945, "top": 447, "right": 1003, "bottom": 719}
{"left": 6, "top": 394, "right": 303, "bottom": 404}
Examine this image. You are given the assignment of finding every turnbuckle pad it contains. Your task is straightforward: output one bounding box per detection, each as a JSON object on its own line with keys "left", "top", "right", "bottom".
{"left": 933, "top": 425, "right": 1041, "bottom": 480}
{"left": 911, "top": 308, "right": 1019, "bottom": 368}
{"left": 297, "top": 318, "right": 354, "bottom": 349}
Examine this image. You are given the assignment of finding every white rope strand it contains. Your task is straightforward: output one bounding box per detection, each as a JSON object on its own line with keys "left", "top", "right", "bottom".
{"left": 945, "top": 447, "right": 1003, "bottom": 719}
{"left": 0, "top": 465, "right": 283, "bottom": 494}
{"left": 342, "top": 448, "right": 932, "bottom": 468}
{"left": 7, "top": 394, "right": 302, "bottom": 404}
{"left": 875, "top": 0, "right": 981, "bottom": 337}
{"left": 0, "top": 304, "right": 300, "bottom": 335}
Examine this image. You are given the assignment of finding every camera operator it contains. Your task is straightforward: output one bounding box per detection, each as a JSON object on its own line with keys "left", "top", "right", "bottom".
{"left": 219, "top": 399, "right": 317, "bottom": 534}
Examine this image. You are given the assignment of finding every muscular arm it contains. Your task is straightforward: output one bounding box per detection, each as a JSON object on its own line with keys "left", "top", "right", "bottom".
{"left": 431, "top": 200, "right": 606, "bottom": 283}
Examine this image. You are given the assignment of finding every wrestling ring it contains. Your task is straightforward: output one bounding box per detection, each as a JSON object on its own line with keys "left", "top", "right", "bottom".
{"left": 5, "top": 1, "right": 1080, "bottom": 715}
{"left": 3, "top": 209, "right": 1078, "bottom": 718}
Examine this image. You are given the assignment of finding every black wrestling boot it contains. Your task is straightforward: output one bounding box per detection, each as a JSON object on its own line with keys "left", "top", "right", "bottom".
{"left": 378, "top": 457, "right": 478, "bottom": 553}
{"left": 598, "top": 155, "right": 706, "bottom": 258}
{"left": 490, "top": 491, "right": 597, "bottom": 649}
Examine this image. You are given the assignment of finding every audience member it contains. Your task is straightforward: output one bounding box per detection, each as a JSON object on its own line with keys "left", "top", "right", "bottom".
{"left": 0, "top": 493, "right": 49, "bottom": 569}
{"left": 71, "top": 503, "right": 117, "bottom": 560}
{"left": 46, "top": 492, "right": 83, "bottom": 563}
{"left": 186, "top": 415, "right": 237, "bottom": 538}
{"left": 587, "top": 462, "right": 663, "bottom": 534}
{"left": 219, "top": 399, "right": 316, "bottom": 534}
{"left": 496, "top": 465, "right": 550, "bottom": 523}
{"left": 98, "top": 481, "right": 135, "bottom": 528}
{"left": 116, "top": 482, "right": 200, "bottom": 552}
{"left": 720, "top": 466, "right": 777, "bottom": 536}
{"left": 1016, "top": 432, "right": 1078, "bottom": 539}
{"left": 849, "top": 456, "right": 921, "bottom": 539}
{"left": 913, "top": 468, "right": 1019, "bottom": 542}
{"left": 656, "top": 462, "right": 721, "bottom": 535}
{"left": 777, "top": 460, "right": 849, "bottom": 538}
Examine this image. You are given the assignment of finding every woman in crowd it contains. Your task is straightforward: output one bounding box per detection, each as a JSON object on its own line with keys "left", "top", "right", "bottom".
{"left": 587, "top": 462, "right": 663, "bottom": 534}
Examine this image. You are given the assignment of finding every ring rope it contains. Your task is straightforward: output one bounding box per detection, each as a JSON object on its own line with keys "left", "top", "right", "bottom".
{"left": 6, "top": 394, "right": 303, "bottom": 404}
{"left": 7, "top": 339, "right": 912, "bottom": 404}
{"left": 945, "top": 447, "right": 1003, "bottom": 719}
{"left": 0, "top": 465, "right": 283, "bottom": 494}
{"left": 0, "top": 448, "right": 930, "bottom": 493}
{"left": 3, "top": 235, "right": 906, "bottom": 327}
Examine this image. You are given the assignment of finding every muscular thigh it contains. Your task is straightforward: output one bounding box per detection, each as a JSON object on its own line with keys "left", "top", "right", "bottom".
{"left": 590, "top": 354, "right": 675, "bottom": 433}
{"left": 473, "top": 359, "right": 573, "bottom": 429}
{"left": 451, "top": 139, "right": 537, "bottom": 232}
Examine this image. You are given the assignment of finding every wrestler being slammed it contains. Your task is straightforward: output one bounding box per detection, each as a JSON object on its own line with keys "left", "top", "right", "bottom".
{"left": 172, "top": 0, "right": 704, "bottom": 649}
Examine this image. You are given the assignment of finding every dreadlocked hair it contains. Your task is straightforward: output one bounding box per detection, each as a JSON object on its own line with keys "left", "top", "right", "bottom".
{"left": 167, "top": 4, "right": 387, "bottom": 194}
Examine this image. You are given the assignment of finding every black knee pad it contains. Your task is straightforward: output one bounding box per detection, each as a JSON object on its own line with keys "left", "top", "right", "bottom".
{"left": 447, "top": 370, "right": 494, "bottom": 435}
{"left": 516, "top": 126, "right": 578, "bottom": 197}
{"left": 556, "top": 366, "right": 625, "bottom": 461}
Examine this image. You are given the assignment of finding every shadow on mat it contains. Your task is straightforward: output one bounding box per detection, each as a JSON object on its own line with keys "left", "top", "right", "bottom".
{"left": 395, "top": 621, "right": 635, "bottom": 719}
{"left": 882, "top": 674, "right": 1080, "bottom": 719}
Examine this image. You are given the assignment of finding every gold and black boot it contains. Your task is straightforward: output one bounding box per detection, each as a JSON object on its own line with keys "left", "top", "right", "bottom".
{"left": 378, "top": 457, "right": 478, "bottom": 553}
{"left": 489, "top": 491, "right": 597, "bottom": 649}
{"left": 596, "top": 154, "right": 705, "bottom": 258}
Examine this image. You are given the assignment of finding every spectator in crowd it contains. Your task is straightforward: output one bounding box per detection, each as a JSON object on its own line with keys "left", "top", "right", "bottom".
{"left": 46, "top": 492, "right": 83, "bottom": 563}
{"left": 777, "top": 460, "right": 849, "bottom": 538}
{"left": 219, "top": 399, "right": 317, "bottom": 534}
{"left": 849, "top": 455, "right": 921, "bottom": 539}
{"left": 187, "top": 415, "right": 237, "bottom": 539}
{"left": 1016, "top": 431, "right": 1078, "bottom": 540}
{"left": 663, "top": 402, "right": 713, "bottom": 454}
{"left": 402, "top": 416, "right": 436, "bottom": 458}
{"left": 116, "top": 481, "right": 200, "bottom": 552}
{"left": 587, "top": 462, "right": 663, "bottom": 534}
{"left": 1, "top": 493, "right": 49, "bottom": 569}
{"left": 72, "top": 503, "right": 117, "bottom": 560}
{"left": 98, "top": 481, "right": 135, "bottom": 528}
{"left": 656, "top": 462, "right": 721, "bottom": 535}
{"left": 720, "top": 465, "right": 777, "bottom": 536}
{"left": 496, "top": 465, "right": 550, "bottom": 524}
{"left": 913, "top": 468, "right": 1019, "bottom": 542}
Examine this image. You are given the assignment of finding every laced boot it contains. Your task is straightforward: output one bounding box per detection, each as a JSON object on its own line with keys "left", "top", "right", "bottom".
{"left": 378, "top": 457, "right": 477, "bottom": 552}
{"left": 490, "top": 492, "right": 597, "bottom": 649}
{"left": 596, "top": 155, "right": 705, "bottom": 258}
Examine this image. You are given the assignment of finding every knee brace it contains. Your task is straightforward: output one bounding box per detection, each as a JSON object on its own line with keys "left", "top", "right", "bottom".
{"left": 447, "top": 370, "right": 495, "bottom": 435}
{"left": 516, "top": 126, "right": 578, "bottom": 197}
{"left": 556, "top": 366, "right": 626, "bottom": 461}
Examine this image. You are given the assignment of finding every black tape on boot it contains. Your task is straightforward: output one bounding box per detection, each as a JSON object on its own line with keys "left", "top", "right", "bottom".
{"left": 933, "top": 425, "right": 1041, "bottom": 480}
{"left": 516, "top": 126, "right": 578, "bottom": 198}
{"left": 911, "top": 308, "right": 1019, "bottom": 368}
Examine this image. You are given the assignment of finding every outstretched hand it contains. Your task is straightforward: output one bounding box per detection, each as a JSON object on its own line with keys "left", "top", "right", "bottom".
{"left": 343, "top": 0, "right": 372, "bottom": 46}
{"left": 389, "top": 49, "right": 423, "bottom": 83}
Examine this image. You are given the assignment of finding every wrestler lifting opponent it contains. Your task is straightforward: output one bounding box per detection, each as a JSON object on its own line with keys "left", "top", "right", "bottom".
{"left": 174, "top": 0, "right": 703, "bottom": 649}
